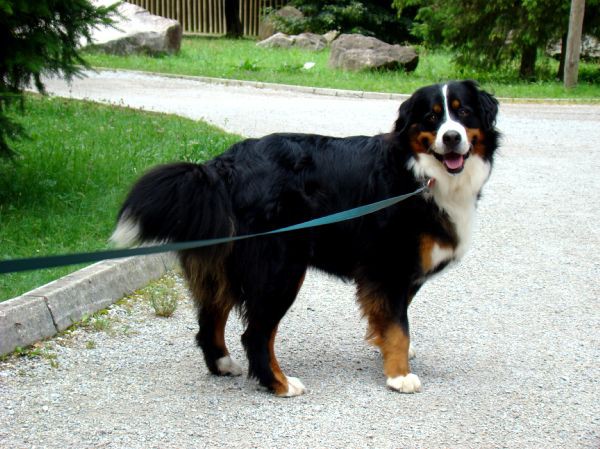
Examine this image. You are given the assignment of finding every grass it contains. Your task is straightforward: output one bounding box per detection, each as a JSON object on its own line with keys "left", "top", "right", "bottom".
{"left": 0, "top": 96, "right": 240, "bottom": 301}
{"left": 11, "top": 342, "right": 59, "bottom": 368}
{"left": 84, "top": 36, "right": 600, "bottom": 100}
{"left": 142, "top": 273, "right": 182, "bottom": 317}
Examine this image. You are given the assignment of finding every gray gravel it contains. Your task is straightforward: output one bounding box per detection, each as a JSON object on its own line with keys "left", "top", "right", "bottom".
{"left": 1, "top": 71, "right": 599, "bottom": 448}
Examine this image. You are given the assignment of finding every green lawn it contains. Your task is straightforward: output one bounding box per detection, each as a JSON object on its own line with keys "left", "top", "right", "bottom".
{"left": 0, "top": 96, "right": 240, "bottom": 301}
{"left": 84, "top": 36, "right": 600, "bottom": 100}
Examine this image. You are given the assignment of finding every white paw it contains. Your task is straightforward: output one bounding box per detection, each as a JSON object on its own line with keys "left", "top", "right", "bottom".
{"left": 386, "top": 373, "right": 422, "bottom": 393}
{"left": 408, "top": 343, "right": 416, "bottom": 360}
{"left": 216, "top": 356, "right": 242, "bottom": 376}
{"left": 279, "top": 376, "right": 306, "bottom": 397}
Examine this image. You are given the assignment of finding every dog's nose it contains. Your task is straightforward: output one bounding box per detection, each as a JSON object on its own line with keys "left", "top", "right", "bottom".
{"left": 442, "top": 130, "right": 461, "bottom": 148}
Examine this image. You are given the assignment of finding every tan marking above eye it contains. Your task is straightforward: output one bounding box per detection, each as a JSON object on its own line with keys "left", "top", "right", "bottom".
{"left": 451, "top": 99, "right": 461, "bottom": 109}
{"left": 433, "top": 104, "right": 442, "bottom": 114}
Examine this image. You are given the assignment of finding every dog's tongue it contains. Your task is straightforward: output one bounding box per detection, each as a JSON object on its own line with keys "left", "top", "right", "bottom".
{"left": 443, "top": 153, "right": 464, "bottom": 170}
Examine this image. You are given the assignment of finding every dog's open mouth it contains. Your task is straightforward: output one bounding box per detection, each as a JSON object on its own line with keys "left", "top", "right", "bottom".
{"left": 432, "top": 150, "right": 470, "bottom": 174}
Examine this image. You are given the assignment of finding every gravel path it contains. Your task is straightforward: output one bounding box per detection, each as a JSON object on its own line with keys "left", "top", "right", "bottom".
{"left": 2, "top": 71, "right": 599, "bottom": 448}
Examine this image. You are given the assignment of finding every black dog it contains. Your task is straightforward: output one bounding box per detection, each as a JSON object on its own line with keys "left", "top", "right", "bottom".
{"left": 111, "top": 80, "right": 499, "bottom": 396}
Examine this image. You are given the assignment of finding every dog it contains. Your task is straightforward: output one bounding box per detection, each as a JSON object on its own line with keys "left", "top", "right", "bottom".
{"left": 111, "top": 80, "right": 499, "bottom": 397}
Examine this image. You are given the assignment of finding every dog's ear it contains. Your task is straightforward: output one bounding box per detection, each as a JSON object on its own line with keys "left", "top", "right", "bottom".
{"left": 394, "top": 95, "right": 414, "bottom": 134}
{"left": 463, "top": 80, "right": 498, "bottom": 130}
{"left": 478, "top": 88, "right": 499, "bottom": 130}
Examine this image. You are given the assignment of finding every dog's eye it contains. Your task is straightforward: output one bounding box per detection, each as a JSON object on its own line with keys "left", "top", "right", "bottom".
{"left": 426, "top": 113, "right": 438, "bottom": 123}
{"left": 457, "top": 108, "right": 470, "bottom": 117}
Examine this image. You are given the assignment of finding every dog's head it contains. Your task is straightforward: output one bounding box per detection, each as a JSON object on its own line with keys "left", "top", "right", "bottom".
{"left": 394, "top": 80, "right": 499, "bottom": 176}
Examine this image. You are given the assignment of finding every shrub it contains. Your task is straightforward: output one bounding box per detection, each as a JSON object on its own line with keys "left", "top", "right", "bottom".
{"left": 268, "top": 0, "right": 416, "bottom": 44}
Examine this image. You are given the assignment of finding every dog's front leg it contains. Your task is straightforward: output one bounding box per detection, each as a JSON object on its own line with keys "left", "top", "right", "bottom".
{"left": 379, "top": 321, "right": 421, "bottom": 393}
{"left": 360, "top": 291, "right": 421, "bottom": 393}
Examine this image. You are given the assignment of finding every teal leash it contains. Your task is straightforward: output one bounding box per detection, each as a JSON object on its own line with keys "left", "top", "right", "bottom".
{"left": 0, "top": 183, "right": 430, "bottom": 275}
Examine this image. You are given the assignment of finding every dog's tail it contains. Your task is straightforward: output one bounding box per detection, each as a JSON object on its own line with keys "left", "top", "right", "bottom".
{"left": 111, "top": 162, "right": 236, "bottom": 311}
{"left": 111, "top": 162, "right": 235, "bottom": 249}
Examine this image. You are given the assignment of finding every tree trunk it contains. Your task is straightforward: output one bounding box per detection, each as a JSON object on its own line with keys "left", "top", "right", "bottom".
{"left": 519, "top": 44, "right": 537, "bottom": 79}
{"left": 564, "top": 0, "right": 586, "bottom": 88}
{"left": 225, "top": 0, "right": 243, "bottom": 38}
{"left": 557, "top": 33, "right": 567, "bottom": 81}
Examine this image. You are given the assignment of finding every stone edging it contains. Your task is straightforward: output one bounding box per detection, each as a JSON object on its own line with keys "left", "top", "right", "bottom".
{"left": 92, "top": 67, "right": 600, "bottom": 105}
{"left": 0, "top": 254, "right": 174, "bottom": 356}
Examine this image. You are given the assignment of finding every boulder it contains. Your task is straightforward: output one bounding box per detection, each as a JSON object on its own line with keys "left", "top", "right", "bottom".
{"left": 547, "top": 35, "right": 600, "bottom": 60}
{"left": 83, "top": 1, "right": 182, "bottom": 55}
{"left": 293, "top": 33, "right": 327, "bottom": 51}
{"left": 581, "top": 35, "right": 600, "bottom": 59}
{"left": 257, "top": 32, "right": 295, "bottom": 49}
{"left": 329, "top": 34, "right": 418, "bottom": 72}
{"left": 323, "top": 30, "right": 340, "bottom": 45}
{"left": 257, "top": 32, "right": 326, "bottom": 51}
{"left": 258, "top": 6, "right": 304, "bottom": 41}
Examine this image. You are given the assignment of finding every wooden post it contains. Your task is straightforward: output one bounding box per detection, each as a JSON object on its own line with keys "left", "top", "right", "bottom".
{"left": 564, "top": 0, "right": 586, "bottom": 88}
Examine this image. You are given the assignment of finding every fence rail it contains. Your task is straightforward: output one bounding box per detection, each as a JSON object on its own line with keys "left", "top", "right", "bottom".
{"left": 128, "top": 0, "right": 287, "bottom": 36}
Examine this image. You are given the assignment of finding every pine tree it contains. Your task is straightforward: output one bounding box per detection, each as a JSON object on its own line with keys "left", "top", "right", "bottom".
{"left": 0, "top": 0, "right": 116, "bottom": 157}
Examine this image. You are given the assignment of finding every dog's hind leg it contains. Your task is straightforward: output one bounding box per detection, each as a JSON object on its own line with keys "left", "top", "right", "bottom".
{"left": 181, "top": 251, "right": 242, "bottom": 377}
{"left": 241, "top": 263, "right": 308, "bottom": 397}
{"left": 196, "top": 303, "right": 242, "bottom": 376}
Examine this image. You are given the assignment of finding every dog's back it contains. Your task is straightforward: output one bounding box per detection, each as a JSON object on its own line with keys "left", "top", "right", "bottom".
{"left": 112, "top": 80, "right": 499, "bottom": 397}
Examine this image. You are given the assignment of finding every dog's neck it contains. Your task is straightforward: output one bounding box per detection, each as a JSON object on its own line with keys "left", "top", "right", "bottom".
{"left": 407, "top": 153, "right": 492, "bottom": 258}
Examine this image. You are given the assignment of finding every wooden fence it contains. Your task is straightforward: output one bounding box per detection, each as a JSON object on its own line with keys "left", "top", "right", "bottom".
{"left": 128, "top": 0, "right": 287, "bottom": 36}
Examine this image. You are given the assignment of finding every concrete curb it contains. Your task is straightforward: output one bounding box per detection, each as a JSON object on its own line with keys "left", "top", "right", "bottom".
{"left": 92, "top": 67, "right": 600, "bottom": 105}
{"left": 92, "top": 67, "right": 412, "bottom": 101}
{"left": 0, "top": 254, "right": 174, "bottom": 356}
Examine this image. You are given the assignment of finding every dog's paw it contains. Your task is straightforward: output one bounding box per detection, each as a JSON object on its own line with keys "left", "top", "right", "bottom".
{"left": 216, "top": 356, "right": 243, "bottom": 376}
{"left": 408, "top": 343, "right": 416, "bottom": 360}
{"left": 277, "top": 376, "right": 306, "bottom": 398}
{"left": 386, "top": 373, "right": 422, "bottom": 393}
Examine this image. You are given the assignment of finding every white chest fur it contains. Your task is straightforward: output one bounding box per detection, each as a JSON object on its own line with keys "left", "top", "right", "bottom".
{"left": 408, "top": 153, "right": 491, "bottom": 271}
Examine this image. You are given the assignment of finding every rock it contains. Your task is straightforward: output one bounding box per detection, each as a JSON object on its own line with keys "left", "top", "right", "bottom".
{"left": 256, "top": 32, "right": 326, "bottom": 51}
{"left": 293, "top": 33, "right": 327, "bottom": 51}
{"left": 258, "top": 6, "right": 304, "bottom": 41}
{"left": 581, "top": 35, "right": 600, "bottom": 59}
{"left": 257, "top": 32, "right": 295, "bottom": 49}
{"left": 546, "top": 35, "right": 600, "bottom": 60}
{"left": 323, "top": 30, "right": 340, "bottom": 45}
{"left": 83, "top": 1, "right": 182, "bottom": 55}
{"left": 329, "top": 34, "right": 419, "bottom": 72}
{"left": 546, "top": 40, "right": 561, "bottom": 59}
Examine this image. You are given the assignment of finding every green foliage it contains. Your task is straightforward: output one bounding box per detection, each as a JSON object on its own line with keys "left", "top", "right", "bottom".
{"left": 269, "top": 0, "right": 414, "bottom": 44}
{"left": 0, "top": 0, "right": 117, "bottom": 157}
{"left": 392, "top": 0, "right": 438, "bottom": 43}
{"left": 12, "top": 342, "right": 58, "bottom": 366}
{"left": 144, "top": 275, "right": 181, "bottom": 318}
{"left": 238, "top": 58, "right": 261, "bottom": 71}
{"left": 393, "top": 0, "right": 600, "bottom": 79}
{"left": 582, "top": 0, "right": 600, "bottom": 38}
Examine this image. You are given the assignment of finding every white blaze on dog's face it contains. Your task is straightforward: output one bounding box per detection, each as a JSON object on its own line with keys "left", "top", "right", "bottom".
{"left": 396, "top": 80, "right": 499, "bottom": 188}
{"left": 432, "top": 84, "right": 471, "bottom": 174}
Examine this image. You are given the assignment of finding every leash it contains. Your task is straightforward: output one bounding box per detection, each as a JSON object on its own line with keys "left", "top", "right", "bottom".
{"left": 0, "top": 180, "right": 433, "bottom": 275}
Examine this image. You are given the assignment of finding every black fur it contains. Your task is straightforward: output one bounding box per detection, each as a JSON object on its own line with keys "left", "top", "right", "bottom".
{"left": 114, "top": 80, "right": 499, "bottom": 394}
